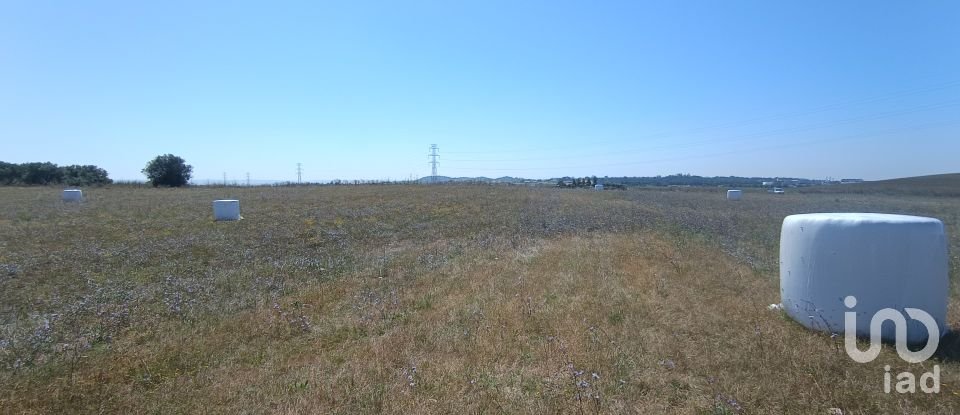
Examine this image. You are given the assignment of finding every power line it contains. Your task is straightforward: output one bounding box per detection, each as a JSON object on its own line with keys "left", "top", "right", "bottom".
{"left": 445, "top": 99, "right": 960, "bottom": 164}
{"left": 443, "top": 118, "right": 960, "bottom": 173}
{"left": 443, "top": 78, "right": 960, "bottom": 156}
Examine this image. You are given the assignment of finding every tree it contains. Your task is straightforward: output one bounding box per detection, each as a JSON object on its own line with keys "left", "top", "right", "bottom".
{"left": 143, "top": 154, "right": 193, "bottom": 187}
{"left": 0, "top": 162, "right": 21, "bottom": 185}
{"left": 20, "top": 162, "right": 62, "bottom": 185}
{"left": 0, "top": 161, "right": 113, "bottom": 186}
{"left": 62, "top": 165, "right": 112, "bottom": 186}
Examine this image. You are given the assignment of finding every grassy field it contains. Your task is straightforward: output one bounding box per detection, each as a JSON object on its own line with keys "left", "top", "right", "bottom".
{"left": 1, "top": 184, "right": 958, "bottom": 414}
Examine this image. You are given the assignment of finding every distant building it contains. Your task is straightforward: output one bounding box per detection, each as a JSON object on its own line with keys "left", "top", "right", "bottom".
{"left": 594, "top": 184, "right": 604, "bottom": 190}
{"left": 840, "top": 179, "right": 864, "bottom": 184}
{"left": 762, "top": 181, "right": 774, "bottom": 186}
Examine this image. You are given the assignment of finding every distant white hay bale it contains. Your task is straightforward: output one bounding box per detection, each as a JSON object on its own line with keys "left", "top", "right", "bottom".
{"left": 779, "top": 213, "right": 948, "bottom": 343}
{"left": 62, "top": 189, "right": 82, "bottom": 202}
{"left": 213, "top": 199, "right": 241, "bottom": 221}
{"left": 726, "top": 190, "right": 742, "bottom": 200}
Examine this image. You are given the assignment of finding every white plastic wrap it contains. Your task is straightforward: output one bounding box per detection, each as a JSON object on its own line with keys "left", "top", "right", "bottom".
{"left": 213, "top": 199, "right": 241, "bottom": 221}
{"left": 62, "top": 189, "right": 82, "bottom": 202}
{"left": 726, "top": 190, "right": 742, "bottom": 201}
{"left": 779, "top": 213, "right": 948, "bottom": 343}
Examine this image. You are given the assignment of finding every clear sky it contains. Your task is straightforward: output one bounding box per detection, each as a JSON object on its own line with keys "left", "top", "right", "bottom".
{"left": 2, "top": 1, "right": 958, "bottom": 182}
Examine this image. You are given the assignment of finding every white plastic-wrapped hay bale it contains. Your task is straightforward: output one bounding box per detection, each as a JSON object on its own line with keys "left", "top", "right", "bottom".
{"left": 779, "top": 213, "right": 948, "bottom": 343}
{"left": 62, "top": 189, "right": 83, "bottom": 202}
{"left": 726, "top": 190, "right": 742, "bottom": 200}
{"left": 213, "top": 199, "right": 241, "bottom": 221}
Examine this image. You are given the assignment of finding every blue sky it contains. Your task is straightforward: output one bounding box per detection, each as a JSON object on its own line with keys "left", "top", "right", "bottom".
{"left": 2, "top": 1, "right": 958, "bottom": 182}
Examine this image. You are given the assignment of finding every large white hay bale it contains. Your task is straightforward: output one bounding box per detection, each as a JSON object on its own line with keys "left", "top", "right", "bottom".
{"left": 62, "top": 189, "right": 83, "bottom": 202}
{"left": 213, "top": 199, "right": 241, "bottom": 221}
{"left": 726, "top": 190, "right": 742, "bottom": 200}
{"left": 779, "top": 213, "right": 948, "bottom": 343}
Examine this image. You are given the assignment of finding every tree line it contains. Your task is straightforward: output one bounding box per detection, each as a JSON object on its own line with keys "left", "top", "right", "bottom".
{"left": 0, "top": 154, "right": 194, "bottom": 187}
{"left": 556, "top": 176, "right": 600, "bottom": 188}
{"left": 0, "top": 161, "right": 112, "bottom": 186}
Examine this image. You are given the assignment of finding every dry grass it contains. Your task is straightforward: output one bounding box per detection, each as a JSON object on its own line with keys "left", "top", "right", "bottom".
{"left": 0, "top": 185, "right": 958, "bottom": 413}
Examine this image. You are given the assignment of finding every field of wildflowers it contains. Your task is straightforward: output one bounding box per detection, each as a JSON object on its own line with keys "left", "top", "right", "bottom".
{"left": 0, "top": 185, "right": 957, "bottom": 413}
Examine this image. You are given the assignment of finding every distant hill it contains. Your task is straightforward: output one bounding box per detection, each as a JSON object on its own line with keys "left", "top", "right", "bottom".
{"left": 417, "top": 176, "right": 452, "bottom": 183}
{"left": 800, "top": 173, "right": 960, "bottom": 197}
{"left": 415, "top": 174, "right": 823, "bottom": 187}
{"left": 416, "top": 176, "right": 492, "bottom": 184}
{"left": 590, "top": 174, "right": 820, "bottom": 188}
{"left": 416, "top": 176, "right": 532, "bottom": 184}
{"left": 410, "top": 173, "right": 959, "bottom": 195}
